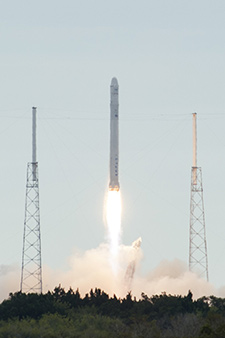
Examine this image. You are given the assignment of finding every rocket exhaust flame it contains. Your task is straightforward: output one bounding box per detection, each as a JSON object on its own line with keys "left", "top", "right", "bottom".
{"left": 106, "top": 190, "right": 121, "bottom": 257}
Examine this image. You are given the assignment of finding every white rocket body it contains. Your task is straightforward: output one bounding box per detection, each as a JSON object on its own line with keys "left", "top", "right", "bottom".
{"left": 109, "top": 77, "right": 120, "bottom": 191}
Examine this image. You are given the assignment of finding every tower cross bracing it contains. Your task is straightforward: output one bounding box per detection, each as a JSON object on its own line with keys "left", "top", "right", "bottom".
{"left": 189, "top": 113, "right": 208, "bottom": 281}
{"left": 189, "top": 166, "right": 208, "bottom": 280}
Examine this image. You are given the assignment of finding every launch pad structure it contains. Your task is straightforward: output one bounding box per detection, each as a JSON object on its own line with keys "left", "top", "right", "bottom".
{"left": 20, "top": 107, "right": 42, "bottom": 293}
{"left": 189, "top": 113, "right": 209, "bottom": 281}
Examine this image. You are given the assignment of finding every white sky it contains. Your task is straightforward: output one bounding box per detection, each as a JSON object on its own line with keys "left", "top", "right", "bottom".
{"left": 1, "top": 0, "right": 225, "bottom": 293}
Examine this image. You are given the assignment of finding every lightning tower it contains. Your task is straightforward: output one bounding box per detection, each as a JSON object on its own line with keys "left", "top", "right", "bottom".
{"left": 21, "top": 107, "right": 42, "bottom": 293}
{"left": 189, "top": 113, "right": 208, "bottom": 281}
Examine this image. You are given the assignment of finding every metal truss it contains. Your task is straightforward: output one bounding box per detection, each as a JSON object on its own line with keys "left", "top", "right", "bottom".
{"left": 21, "top": 162, "right": 42, "bottom": 293}
{"left": 189, "top": 166, "right": 209, "bottom": 281}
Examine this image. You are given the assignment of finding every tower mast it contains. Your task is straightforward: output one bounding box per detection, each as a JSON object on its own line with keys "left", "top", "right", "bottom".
{"left": 189, "top": 113, "right": 208, "bottom": 281}
{"left": 21, "top": 107, "right": 42, "bottom": 293}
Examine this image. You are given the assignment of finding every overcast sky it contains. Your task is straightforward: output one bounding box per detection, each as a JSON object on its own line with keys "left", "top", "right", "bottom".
{"left": 1, "top": 0, "right": 225, "bottom": 294}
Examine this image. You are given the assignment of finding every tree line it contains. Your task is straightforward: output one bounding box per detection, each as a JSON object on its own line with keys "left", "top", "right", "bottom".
{"left": 0, "top": 286, "right": 225, "bottom": 337}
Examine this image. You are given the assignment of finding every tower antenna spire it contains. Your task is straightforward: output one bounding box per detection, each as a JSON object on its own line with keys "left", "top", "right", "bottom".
{"left": 189, "top": 113, "right": 209, "bottom": 281}
{"left": 21, "top": 107, "right": 42, "bottom": 293}
{"left": 193, "top": 112, "right": 197, "bottom": 167}
{"left": 193, "top": 112, "right": 197, "bottom": 185}
{"left": 32, "top": 107, "right": 37, "bottom": 181}
{"left": 32, "top": 107, "right": 36, "bottom": 163}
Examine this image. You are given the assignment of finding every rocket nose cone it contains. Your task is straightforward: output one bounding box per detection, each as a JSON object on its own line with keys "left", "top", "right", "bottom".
{"left": 111, "top": 77, "right": 118, "bottom": 87}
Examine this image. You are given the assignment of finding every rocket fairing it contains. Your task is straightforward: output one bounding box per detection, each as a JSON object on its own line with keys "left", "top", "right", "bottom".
{"left": 109, "top": 77, "right": 120, "bottom": 191}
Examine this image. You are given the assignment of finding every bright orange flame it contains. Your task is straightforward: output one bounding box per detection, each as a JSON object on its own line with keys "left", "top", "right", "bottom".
{"left": 106, "top": 190, "right": 121, "bottom": 256}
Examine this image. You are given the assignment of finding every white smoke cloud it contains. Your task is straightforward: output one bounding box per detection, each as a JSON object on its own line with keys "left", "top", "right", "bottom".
{"left": 133, "top": 259, "right": 215, "bottom": 299}
{"left": 0, "top": 243, "right": 224, "bottom": 302}
{"left": 0, "top": 264, "right": 20, "bottom": 301}
{"left": 42, "top": 242, "right": 216, "bottom": 300}
{"left": 43, "top": 243, "right": 129, "bottom": 297}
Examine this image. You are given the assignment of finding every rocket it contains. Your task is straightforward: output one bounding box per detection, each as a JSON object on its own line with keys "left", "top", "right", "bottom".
{"left": 109, "top": 77, "right": 120, "bottom": 191}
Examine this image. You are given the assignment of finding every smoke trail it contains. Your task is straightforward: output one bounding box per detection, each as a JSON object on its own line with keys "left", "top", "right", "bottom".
{"left": 125, "top": 237, "right": 142, "bottom": 291}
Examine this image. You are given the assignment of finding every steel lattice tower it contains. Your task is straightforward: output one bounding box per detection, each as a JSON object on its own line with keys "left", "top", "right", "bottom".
{"left": 21, "top": 107, "right": 42, "bottom": 293}
{"left": 189, "top": 113, "right": 208, "bottom": 281}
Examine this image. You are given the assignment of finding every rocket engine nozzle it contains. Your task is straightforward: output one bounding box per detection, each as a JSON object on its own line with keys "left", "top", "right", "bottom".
{"left": 109, "top": 185, "right": 120, "bottom": 192}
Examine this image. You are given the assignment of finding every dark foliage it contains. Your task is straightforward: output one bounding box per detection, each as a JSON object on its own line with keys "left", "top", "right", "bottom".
{"left": 1, "top": 287, "right": 225, "bottom": 337}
